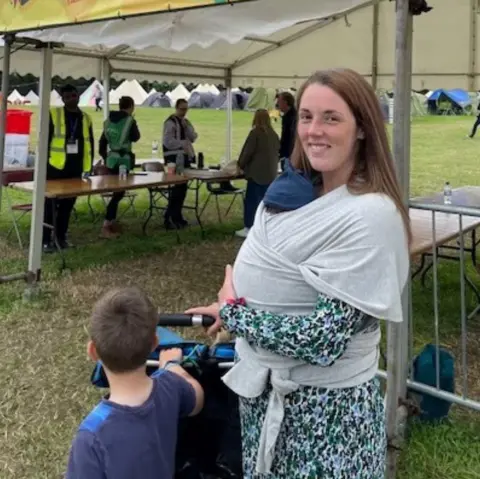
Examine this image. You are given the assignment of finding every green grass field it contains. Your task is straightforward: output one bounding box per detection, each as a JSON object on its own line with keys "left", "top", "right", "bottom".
{"left": 1, "top": 107, "right": 480, "bottom": 478}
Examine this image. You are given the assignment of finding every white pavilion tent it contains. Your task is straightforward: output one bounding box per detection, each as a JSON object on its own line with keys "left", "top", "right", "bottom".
{"left": 24, "top": 90, "right": 39, "bottom": 105}
{"left": 7, "top": 88, "right": 24, "bottom": 104}
{"left": 0, "top": 3, "right": 434, "bottom": 474}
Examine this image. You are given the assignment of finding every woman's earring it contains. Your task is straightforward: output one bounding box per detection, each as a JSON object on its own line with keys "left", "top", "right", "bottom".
{"left": 357, "top": 130, "right": 365, "bottom": 140}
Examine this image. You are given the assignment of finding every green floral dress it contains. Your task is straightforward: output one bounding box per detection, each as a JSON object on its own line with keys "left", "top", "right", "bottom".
{"left": 220, "top": 293, "right": 386, "bottom": 479}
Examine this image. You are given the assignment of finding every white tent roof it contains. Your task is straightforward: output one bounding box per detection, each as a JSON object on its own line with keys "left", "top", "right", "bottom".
{"left": 79, "top": 79, "right": 103, "bottom": 107}
{"left": 24, "top": 90, "right": 39, "bottom": 105}
{"left": 111, "top": 79, "right": 148, "bottom": 105}
{"left": 50, "top": 89, "right": 63, "bottom": 106}
{"left": 169, "top": 83, "right": 191, "bottom": 103}
{"left": 109, "top": 88, "right": 119, "bottom": 105}
{"left": 1, "top": 0, "right": 371, "bottom": 87}
{"left": 7, "top": 89, "right": 24, "bottom": 103}
{"left": 2, "top": 0, "right": 474, "bottom": 90}
{"left": 193, "top": 83, "right": 220, "bottom": 95}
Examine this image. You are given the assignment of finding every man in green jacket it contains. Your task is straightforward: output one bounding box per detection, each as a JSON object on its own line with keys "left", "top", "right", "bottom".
{"left": 99, "top": 95, "right": 140, "bottom": 238}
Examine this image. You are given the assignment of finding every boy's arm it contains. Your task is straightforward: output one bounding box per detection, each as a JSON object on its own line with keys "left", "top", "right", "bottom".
{"left": 66, "top": 431, "right": 105, "bottom": 479}
{"left": 159, "top": 348, "right": 204, "bottom": 417}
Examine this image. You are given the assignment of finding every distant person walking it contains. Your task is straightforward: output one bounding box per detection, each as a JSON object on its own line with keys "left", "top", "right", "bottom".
{"left": 468, "top": 98, "right": 480, "bottom": 138}
{"left": 95, "top": 85, "right": 103, "bottom": 112}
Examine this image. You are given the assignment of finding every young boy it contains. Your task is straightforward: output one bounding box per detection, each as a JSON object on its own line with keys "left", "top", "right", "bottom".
{"left": 66, "top": 287, "right": 204, "bottom": 478}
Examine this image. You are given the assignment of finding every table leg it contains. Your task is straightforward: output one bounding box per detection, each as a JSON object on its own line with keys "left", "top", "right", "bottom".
{"left": 466, "top": 274, "right": 480, "bottom": 319}
{"left": 51, "top": 199, "right": 67, "bottom": 271}
{"left": 142, "top": 188, "right": 154, "bottom": 235}
{"left": 192, "top": 179, "right": 205, "bottom": 239}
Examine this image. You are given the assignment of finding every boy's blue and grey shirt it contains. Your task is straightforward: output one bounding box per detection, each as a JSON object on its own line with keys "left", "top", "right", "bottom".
{"left": 66, "top": 370, "right": 196, "bottom": 479}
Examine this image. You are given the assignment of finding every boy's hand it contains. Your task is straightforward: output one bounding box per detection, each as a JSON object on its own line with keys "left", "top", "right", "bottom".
{"left": 159, "top": 348, "right": 183, "bottom": 368}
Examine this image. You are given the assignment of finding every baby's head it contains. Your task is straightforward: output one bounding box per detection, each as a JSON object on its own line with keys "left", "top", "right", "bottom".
{"left": 88, "top": 287, "right": 158, "bottom": 374}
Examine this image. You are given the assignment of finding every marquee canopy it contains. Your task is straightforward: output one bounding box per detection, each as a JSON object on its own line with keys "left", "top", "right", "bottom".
{"left": 0, "top": 0, "right": 245, "bottom": 34}
{"left": 1, "top": 0, "right": 475, "bottom": 91}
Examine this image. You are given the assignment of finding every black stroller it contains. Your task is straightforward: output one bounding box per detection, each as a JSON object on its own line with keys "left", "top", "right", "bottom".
{"left": 91, "top": 314, "right": 243, "bottom": 479}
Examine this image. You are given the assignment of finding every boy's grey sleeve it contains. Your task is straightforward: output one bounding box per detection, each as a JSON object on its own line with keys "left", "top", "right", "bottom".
{"left": 66, "top": 431, "right": 105, "bottom": 479}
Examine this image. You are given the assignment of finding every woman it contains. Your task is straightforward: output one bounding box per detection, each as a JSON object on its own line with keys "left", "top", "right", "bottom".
{"left": 188, "top": 69, "right": 411, "bottom": 478}
{"left": 235, "top": 109, "right": 279, "bottom": 238}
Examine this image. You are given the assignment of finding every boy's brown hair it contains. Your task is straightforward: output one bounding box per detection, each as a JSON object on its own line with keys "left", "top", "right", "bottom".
{"left": 90, "top": 287, "right": 158, "bottom": 373}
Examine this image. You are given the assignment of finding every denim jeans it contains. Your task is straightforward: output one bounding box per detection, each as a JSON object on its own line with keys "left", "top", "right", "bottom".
{"left": 244, "top": 180, "right": 269, "bottom": 228}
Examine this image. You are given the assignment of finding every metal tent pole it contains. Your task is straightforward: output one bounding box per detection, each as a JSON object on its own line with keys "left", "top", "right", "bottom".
{"left": 102, "top": 58, "right": 111, "bottom": 121}
{"left": 386, "top": 0, "right": 413, "bottom": 476}
{"left": 26, "top": 45, "right": 53, "bottom": 289}
{"left": 0, "top": 34, "right": 13, "bottom": 213}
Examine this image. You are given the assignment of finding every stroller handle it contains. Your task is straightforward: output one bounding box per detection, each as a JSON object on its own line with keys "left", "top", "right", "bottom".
{"left": 158, "top": 313, "right": 216, "bottom": 327}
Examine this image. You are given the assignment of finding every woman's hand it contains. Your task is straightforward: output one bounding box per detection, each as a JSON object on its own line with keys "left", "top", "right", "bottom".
{"left": 185, "top": 302, "right": 222, "bottom": 336}
{"left": 186, "top": 265, "right": 237, "bottom": 337}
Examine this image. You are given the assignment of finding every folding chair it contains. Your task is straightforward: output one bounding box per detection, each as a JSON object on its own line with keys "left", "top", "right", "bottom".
{"left": 2, "top": 169, "right": 34, "bottom": 249}
{"left": 141, "top": 161, "right": 173, "bottom": 233}
{"left": 199, "top": 181, "right": 244, "bottom": 223}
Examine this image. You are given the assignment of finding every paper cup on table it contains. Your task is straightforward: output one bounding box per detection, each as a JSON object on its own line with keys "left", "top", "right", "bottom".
{"left": 166, "top": 163, "right": 176, "bottom": 174}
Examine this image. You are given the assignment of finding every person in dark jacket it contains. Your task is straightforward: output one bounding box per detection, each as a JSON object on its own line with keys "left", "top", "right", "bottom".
{"left": 99, "top": 96, "right": 141, "bottom": 238}
{"left": 277, "top": 91, "right": 297, "bottom": 171}
{"left": 162, "top": 99, "right": 197, "bottom": 229}
{"left": 43, "top": 84, "right": 94, "bottom": 252}
{"left": 236, "top": 109, "right": 280, "bottom": 238}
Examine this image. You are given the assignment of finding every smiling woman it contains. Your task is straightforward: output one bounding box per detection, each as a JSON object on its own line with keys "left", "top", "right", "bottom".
{"left": 187, "top": 68, "right": 411, "bottom": 478}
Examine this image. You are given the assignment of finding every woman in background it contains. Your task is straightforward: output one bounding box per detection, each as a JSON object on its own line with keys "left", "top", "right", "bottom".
{"left": 235, "top": 109, "right": 279, "bottom": 238}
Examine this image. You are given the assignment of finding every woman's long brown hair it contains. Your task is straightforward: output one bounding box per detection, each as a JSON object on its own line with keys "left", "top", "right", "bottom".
{"left": 252, "top": 108, "right": 273, "bottom": 131}
{"left": 290, "top": 68, "right": 412, "bottom": 245}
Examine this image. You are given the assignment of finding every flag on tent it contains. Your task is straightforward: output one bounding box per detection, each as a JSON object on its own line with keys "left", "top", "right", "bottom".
{"left": 0, "top": 0, "right": 247, "bottom": 33}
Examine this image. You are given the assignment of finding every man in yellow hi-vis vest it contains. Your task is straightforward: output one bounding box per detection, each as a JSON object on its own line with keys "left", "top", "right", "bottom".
{"left": 43, "top": 84, "right": 94, "bottom": 252}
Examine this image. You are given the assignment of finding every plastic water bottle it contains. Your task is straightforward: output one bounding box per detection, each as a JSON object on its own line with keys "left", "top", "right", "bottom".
{"left": 151, "top": 140, "right": 159, "bottom": 159}
{"left": 443, "top": 181, "right": 452, "bottom": 205}
{"left": 119, "top": 164, "right": 128, "bottom": 180}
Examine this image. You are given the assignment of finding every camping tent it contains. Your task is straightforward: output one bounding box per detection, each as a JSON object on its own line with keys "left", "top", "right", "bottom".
{"left": 246, "top": 87, "right": 277, "bottom": 110}
{"left": 188, "top": 91, "right": 217, "bottom": 108}
{"left": 411, "top": 91, "right": 427, "bottom": 116}
{"left": 168, "top": 84, "right": 191, "bottom": 104}
{"left": 7, "top": 89, "right": 24, "bottom": 104}
{"left": 111, "top": 79, "right": 148, "bottom": 105}
{"left": 212, "top": 90, "right": 248, "bottom": 110}
{"left": 109, "top": 88, "right": 119, "bottom": 105}
{"left": 50, "top": 89, "right": 63, "bottom": 106}
{"left": 142, "top": 92, "right": 171, "bottom": 107}
{"left": 192, "top": 83, "right": 220, "bottom": 95}
{"left": 427, "top": 88, "right": 472, "bottom": 114}
{"left": 79, "top": 79, "right": 103, "bottom": 107}
{"left": 24, "top": 90, "right": 39, "bottom": 105}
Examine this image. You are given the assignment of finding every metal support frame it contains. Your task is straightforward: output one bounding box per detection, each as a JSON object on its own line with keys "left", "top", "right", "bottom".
{"left": 469, "top": 0, "right": 478, "bottom": 91}
{"left": 225, "top": 69, "right": 233, "bottom": 163}
{"left": 27, "top": 45, "right": 54, "bottom": 287}
{"left": 371, "top": 0, "right": 380, "bottom": 90}
{"left": 0, "top": 34, "right": 13, "bottom": 213}
{"left": 385, "top": 0, "right": 413, "bottom": 476}
{"left": 102, "top": 58, "right": 111, "bottom": 121}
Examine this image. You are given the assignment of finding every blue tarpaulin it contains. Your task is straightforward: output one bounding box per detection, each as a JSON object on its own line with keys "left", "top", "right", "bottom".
{"left": 428, "top": 88, "right": 472, "bottom": 108}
